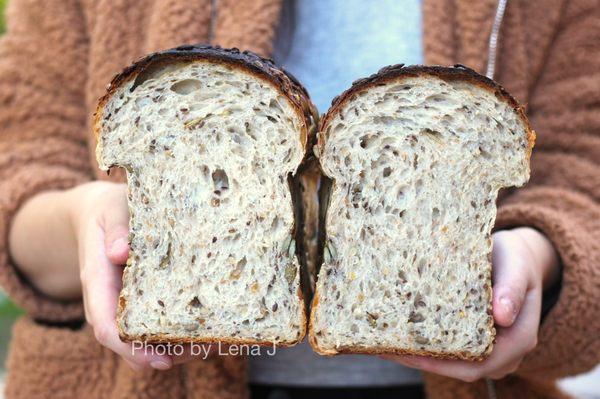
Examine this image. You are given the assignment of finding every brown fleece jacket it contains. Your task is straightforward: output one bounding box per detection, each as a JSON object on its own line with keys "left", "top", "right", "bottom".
{"left": 0, "top": 0, "right": 598, "bottom": 398}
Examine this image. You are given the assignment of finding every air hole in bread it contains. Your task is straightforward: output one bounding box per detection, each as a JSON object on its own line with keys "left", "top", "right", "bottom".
{"left": 230, "top": 257, "right": 246, "bottom": 279}
{"left": 269, "top": 98, "right": 285, "bottom": 113}
{"left": 96, "top": 56, "right": 309, "bottom": 345}
{"left": 310, "top": 70, "right": 532, "bottom": 359}
{"left": 211, "top": 169, "right": 229, "bottom": 191}
{"left": 131, "top": 60, "right": 183, "bottom": 91}
{"left": 135, "top": 96, "right": 152, "bottom": 108}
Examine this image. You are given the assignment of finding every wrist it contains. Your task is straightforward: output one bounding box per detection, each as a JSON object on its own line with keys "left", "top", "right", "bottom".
{"left": 9, "top": 188, "right": 82, "bottom": 300}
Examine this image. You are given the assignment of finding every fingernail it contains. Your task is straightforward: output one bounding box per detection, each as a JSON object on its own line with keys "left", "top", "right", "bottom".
{"left": 150, "top": 360, "right": 171, "bottom": 370}
{"left": 500, "top": 297, "right": 517, "bottom": 322}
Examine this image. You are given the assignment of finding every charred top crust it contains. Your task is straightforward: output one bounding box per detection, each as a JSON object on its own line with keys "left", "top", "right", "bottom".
{"left": 94, "top": 45, "right": 318, "bottom": 152}
{"left": 320, "top": 64, "right": 535, "bottom": 155}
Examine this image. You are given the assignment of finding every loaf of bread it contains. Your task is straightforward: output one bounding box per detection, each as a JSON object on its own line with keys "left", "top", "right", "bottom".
{"left": 309, "top": 65, "right": 534, "bottom": 360}
{"left": 94, "top": 45, "right": 317, "bottom": 345}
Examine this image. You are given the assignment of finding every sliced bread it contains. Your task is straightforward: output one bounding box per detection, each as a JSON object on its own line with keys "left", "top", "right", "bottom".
{"left": 309, "top": 65, "right": 535, "bottom": 360}
{"left": 94, "top": 45, "right": 317, "bottom": 345}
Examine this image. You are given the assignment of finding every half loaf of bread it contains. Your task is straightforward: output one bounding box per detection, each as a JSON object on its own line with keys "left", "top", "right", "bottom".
{"left": 309, "top": 65, "right": 534, "bottom": 360}
{"left": 95, "top": 45, "right": 317, "bottom": 345}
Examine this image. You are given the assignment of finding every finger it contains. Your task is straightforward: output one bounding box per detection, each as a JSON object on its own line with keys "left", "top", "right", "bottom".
{"left": 380, "top": 354, "right": 423, "bottom": 370}
{"left": 82, "top": 285, "right": 92, "bottom": 324}
{"left": 102, "top": 189, "right": 130, "bottom": 265}
{"left": 80, "top": 226, "right": 97, "bottom": 326}
{"left": 382, "top": 329, "right": 530, "bottom": 382}
{"left": 478, "top": 288, "right": 540, "bottom": 378}
{"left": 497, "top": 286, "right": 541, "bottom": 354}
{"left": 487, "top": 359, "right": 521, "bottom": 380}
{"left": 381, "top": 286, "right": 541, "bottom": 382}
{"left": 491, "top": 231, "right": 529, "bottom": 327}
{"left": 83, "top": 221, "right": 172, "bottom": 371}
{"left": 381, "top": 354, "right": 485, "bottom": 382}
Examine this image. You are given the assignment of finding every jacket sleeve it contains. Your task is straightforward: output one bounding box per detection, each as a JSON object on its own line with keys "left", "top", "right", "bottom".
{"left": 0, "top": 0, "right": 92, "bottom": 322}
{"left": 495, "top": 0, "right": 600, "bottom": 379}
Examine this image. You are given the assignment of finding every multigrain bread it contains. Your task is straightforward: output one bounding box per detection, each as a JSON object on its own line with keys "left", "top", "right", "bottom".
{"left": 94, "top": 45, "right": 317, "bottom": 345}
{"left": 309, "top": 65, "right": 535, "bottom": 360}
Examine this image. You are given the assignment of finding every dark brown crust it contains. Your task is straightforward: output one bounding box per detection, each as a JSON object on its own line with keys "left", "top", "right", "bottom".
{"left": 95, "top": 45, "right": 317, "bottom": 346}
{"left": 318, "top": 64, "right": 535, "bottom": 157}
{"left": 310, "top": 64, "right": 534, "bottom": 361}
{"left": 94, "top": 44, "right": 318, "bottom": 166}
{"left": 311, "top": 341, "right": 488, "bottom": 361}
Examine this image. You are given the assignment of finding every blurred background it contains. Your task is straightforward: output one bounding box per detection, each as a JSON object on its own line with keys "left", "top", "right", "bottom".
{"left": 0, "top": 0, "right": 597, "bottom": 398}
{"left": 0, "top": 0, "right": 4, "bottom": 34}
{"left": 0, "top": 0, "right": 20, "bottom": 363}
{"left": 1, "top": 2, "right": 25, "bottom": 395}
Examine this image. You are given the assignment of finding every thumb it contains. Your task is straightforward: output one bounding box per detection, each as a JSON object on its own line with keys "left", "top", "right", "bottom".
{"left": 103, "top": 194, "right": 130, "bottom": 266}
{"left": 491, "top": 231, "right": 529, "bottom": 328}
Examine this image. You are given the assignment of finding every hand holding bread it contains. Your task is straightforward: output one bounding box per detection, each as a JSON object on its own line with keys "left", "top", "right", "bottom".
{"left": 90, "top": 45, "right": 555, "bottom": 371}
{"left": 382, "top": 227, "right": 560, "bottom": 381}
{"left": 70, "top": 181, "right": 213, "bottom": 371}
{"left": 95, "top": 46, "right": 315, "bottom": 346}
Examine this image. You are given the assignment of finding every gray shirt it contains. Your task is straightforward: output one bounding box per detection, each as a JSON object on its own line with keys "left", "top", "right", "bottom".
{"left": 249, "top": 0, "right": 424, "bottom": 387}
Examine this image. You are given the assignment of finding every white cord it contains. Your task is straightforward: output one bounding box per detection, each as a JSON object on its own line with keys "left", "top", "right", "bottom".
{"left": 209, "top": 0, "right": 218, "bottom": 44}
{"left": 486, "top": 378, "right": 498, "bottom": 399}
{"left": 486, "top": 0, "right": 508, "bottom": 79}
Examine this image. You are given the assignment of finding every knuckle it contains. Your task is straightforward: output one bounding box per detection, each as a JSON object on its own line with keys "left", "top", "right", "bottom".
{"left": 489, "top": 372, "right": 507, "bottom": 380}
{"left": 492, "top": 230, "right": 511, "bottom": 241}
{"left": 79, "top": 268, "right": 88, "bottom": 285}
{"left": 494, "top": 361, "right": 522, "bottom": 379}
{"left": 461, "top": 371, "right": 481, "bottom": 383}
{"left": 80, "top": 266, "right": 95, "bottom": 290}
{"left": 83, "top": 306, "right": 92, "bottom": 325}
{"left": 94, "top": 326, "right": 110, "bottom": 344}
{"left": 527, "top": 336, "right": 538, "bottom": 352}
{"left": 84, "top": 313, "right": 92, "bottom": 326}
{"left": 509, "top": 363, "right": 520, "bottom": 374}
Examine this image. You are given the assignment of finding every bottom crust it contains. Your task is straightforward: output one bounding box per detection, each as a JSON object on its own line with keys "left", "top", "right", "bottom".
{"left": 118, "top": 332, "right": 305, "bottom": 348}
{"left": 117, "top": 289, "right": 308, "bottom": 348}
{"left": 308, "top": 294, "right": 493, "bottom": 362}
{"left": 308, "top": 340, "right": 492, "bottom": 361}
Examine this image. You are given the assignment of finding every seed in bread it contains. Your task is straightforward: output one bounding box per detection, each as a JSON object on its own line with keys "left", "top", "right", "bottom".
{"left": 95, "top": 46, "right": 316, "bottom": 345}
{"left": 309, "top": 65, "right": 534, "bottom": 360}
